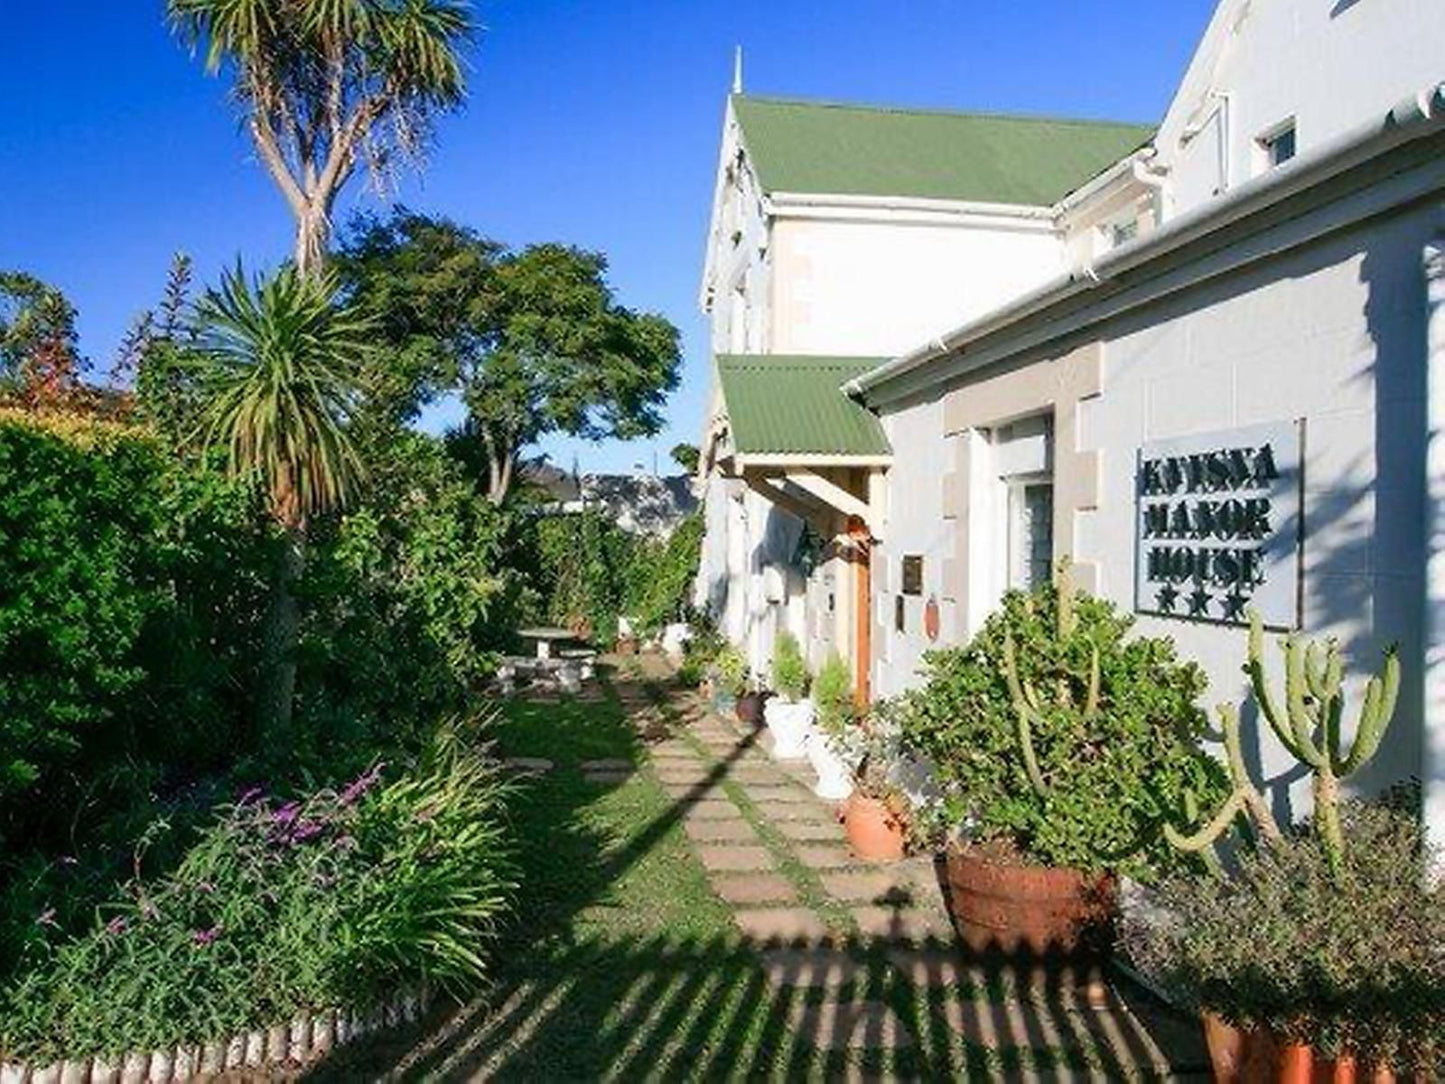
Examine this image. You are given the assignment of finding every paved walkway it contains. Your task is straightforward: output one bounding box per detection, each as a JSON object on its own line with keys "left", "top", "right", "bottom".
{"left": 629, "top": 654, "right": 1209, "bottom": 1077}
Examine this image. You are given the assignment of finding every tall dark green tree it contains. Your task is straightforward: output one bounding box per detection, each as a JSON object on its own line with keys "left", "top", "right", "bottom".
{"left": 337, "top": 210, "right": 683, "bottom": 503}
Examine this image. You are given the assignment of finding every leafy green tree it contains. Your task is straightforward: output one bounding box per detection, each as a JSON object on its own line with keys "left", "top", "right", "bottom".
{"left": 0, "top": 272, "right": 85, "bottom": 405}
{"left": 670, "top": 442, "right": 700, "bottom": 474}
{"left": 336, "top": 210, "right": 682, "bottom": 503}
{"left": 169, "top": 0, "right": 475, "bottom": 275}
{"left": 191, "top": 264, "right": 370, "bottom": 746}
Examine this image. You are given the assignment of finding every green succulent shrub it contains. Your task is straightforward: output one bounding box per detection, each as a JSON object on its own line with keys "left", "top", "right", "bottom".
{"left": 0, "top": 717, "right": 516, "bottom": 1063}
{"left": 894, "top": 569, "right": 1226, "bottom": 879}
{"left": 812, "top": 653, "right": 855, "bottom": 745}
{"left": 1125, "top": 798, "right": 1444, "bottom": 1074}
{"left": 771, "top": 631, "right": 810, "bottom": 702}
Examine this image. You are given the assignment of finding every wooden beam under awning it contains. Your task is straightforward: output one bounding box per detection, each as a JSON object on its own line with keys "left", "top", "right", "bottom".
{"left": 739, "top": 465, "right": 884, "bottom": 542}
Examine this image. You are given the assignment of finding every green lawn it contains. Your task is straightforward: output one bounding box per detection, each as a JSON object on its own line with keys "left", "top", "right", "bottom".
{"left": 317, "top": 667, "right": 1176, "bottom": 1081}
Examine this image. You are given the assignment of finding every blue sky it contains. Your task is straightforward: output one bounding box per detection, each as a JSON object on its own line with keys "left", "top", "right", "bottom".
{"left": 1, "top": 0, "right": 1215, "bottom": 475}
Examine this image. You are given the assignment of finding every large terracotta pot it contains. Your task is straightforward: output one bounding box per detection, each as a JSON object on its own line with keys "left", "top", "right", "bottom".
{"left": 1202, "top": 1014, "right": 1396, "bottom": 1083}
{"left": 844, "top": 794, "right": 905, "bottom": 862}
{"left": 944, "top": 848, "right": 1116, "bottom": 956}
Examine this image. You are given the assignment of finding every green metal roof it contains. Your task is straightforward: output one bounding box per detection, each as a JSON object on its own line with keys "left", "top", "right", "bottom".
{"left": 733, "top": 95, "right": 1154, "bottom": 205}
{"left": 717, "top": 354, "right": 891, "bottom": 458}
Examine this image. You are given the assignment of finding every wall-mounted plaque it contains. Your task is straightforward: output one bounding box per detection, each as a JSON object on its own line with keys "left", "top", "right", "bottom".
{"left": 901, "top": 555, "right": 924, "bottom": 596}
{"left": 1134, "top": 419, "right": 1302, "bottom": 628}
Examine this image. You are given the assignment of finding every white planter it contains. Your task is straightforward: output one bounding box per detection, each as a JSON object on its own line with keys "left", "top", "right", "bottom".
{"left": 806, "top": 734, "right": 854, "bottom": 800}
{"left": 763, "top": 698, "right": 814, "bottom": 759}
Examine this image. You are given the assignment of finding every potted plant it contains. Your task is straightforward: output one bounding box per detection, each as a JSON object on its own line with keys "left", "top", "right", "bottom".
{"left": 762, "top": 631, "right": 812, "bottom": 759}
{"left": 1127, "top": 799, "right": 1440, "bottom": 1082}
{"left": 840, "top": 708, "right": 909, "bottom": 862}
{"left": 806, "top": 653, "right": 855, "bottom": 800}
{"left": 895, "top": 560, "right": 1225, "bottom": 957}
{"left": 710, "top": 645, "right": 747, "bottom": 718}
{"left": 1122, "top": 611, "right": 1428, "bottom": 1081}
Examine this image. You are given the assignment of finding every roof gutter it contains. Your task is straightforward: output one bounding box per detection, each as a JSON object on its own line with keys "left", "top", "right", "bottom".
{"left": 844, "top": 80, "right": 1445, "bottom": 404}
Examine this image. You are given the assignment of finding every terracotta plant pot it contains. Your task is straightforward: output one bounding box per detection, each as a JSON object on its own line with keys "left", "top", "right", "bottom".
{"left": 943, "top": 847, "right": 1116, "bottom": 956}
{"left": 844, "top": 793, "right": 905, "bottom": 861}
{"left": 735, "top": 691, "right": 767, "bottom": 727}
{"left": 1201, "top": 1014, "right": 1395, "bottom": 1084}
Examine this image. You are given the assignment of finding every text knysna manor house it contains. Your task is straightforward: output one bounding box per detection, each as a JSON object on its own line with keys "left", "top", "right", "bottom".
{"left": 692, "top": 0, "right": 1445, "bottom": 841}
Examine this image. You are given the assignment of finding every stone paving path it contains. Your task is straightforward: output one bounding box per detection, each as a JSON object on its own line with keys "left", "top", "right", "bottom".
{"left": 624, "top": 653, "right": 1211, "bottom": 1078}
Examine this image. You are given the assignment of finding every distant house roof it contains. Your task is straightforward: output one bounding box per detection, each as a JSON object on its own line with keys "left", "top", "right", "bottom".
{"left": 716, "top": 354, "right": 891, "bottom": 459}
{"left": 732, "top": 95, "right": 1154, "bottom": 206}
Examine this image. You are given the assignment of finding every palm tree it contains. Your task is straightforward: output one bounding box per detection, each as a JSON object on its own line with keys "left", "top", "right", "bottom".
{"left": 169, "top": 0, "right": 475, "bottom": 276}
{"left": 194, "top": 264, "right": 370, "bottom": 745}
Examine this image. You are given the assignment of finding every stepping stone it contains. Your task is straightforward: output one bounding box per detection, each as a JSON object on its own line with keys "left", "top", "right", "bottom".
{"left": 759, "top": 947, "right": 867, "bottom": 988}
{"left": 681, "top": 799, "right": 744, "bottom": 820}
{"left": 789, "top": 1000, "right": 914, "bottom": 1050}
{"left": 709, "top": 872, "right": 797, "bottom": 905}
{"left": 820, "top": 870, "right": 925, "bottom": 906}
{"left": 502, "top": 757, "right": 554, "bottom": 775}
{"left": 580, "top": 758, "right": 633, "bottom": 771}
{"left": 732, "top": 906, "right": 829, "bottom": 942}
{"left": 749, "top": 786, "right": 817, "bottom": 804}
{"left": 584, "top": 770, "right": 633, "bottom": 785}
{"left": 653, "top": 766, "right": 715, "bottom": 785}
{"left": 695, "top": 844, "right": 775, "bottom": 874}
{"left": 851, "top": 906, "right": 952, "bottom": 943}
{"left": 793, "top": 844, "right": 858, "bottom": 870}
{"left": 772, "top": 818, "right": 841, "bottom": 843}
{"left": 660, "top": 779, "right": 717, "bottom": 800}
{"left": 683, "top": 818, "right": 758, "bottom": 844}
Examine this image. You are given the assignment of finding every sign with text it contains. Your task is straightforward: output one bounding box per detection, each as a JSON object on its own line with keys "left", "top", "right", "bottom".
{"left": 1134, "top": 420, "right": 1301, "bottom": 628}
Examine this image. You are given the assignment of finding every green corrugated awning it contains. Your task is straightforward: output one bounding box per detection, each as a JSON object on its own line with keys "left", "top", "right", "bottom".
{"left": 733, "top": 95, "right": 1153, "bottom": 206}
{"left": 716, "top": 354, "right": 891, "bottom": 459}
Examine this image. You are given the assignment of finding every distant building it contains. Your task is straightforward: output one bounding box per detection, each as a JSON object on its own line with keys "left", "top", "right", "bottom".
{"left": 694, "top": 0, "right": 1445, "bottom": 840}
{"left": 519, "top": 458, "right": 697, "bottom": 537}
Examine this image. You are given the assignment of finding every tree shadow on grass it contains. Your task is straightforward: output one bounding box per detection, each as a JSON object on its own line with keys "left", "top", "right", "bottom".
{"left": 308, "top": 669, "right": 1208, "bottom": 1080}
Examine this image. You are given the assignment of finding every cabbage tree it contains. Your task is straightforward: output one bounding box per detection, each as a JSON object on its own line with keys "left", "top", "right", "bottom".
{"left": 169, "top": 0, "right": 475, "bottom": 275}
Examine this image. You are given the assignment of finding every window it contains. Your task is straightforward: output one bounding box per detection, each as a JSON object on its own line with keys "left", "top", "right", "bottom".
{"left": 1111, "top": 219, "right": 1139, "bottom": 247}
{"left": 894, "top": 594, "right": 906, "bottom": 633}
{"left": 1259, "top": 122, "right": 1297, "bottom": 170}
{"left": 1007, "top": 481, "right": 1054, "bottom": 591}
{"left": 901, "top": 555, "right": 923, "bottom": 596}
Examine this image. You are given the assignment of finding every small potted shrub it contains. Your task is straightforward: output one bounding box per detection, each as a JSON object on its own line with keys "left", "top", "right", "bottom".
{"left": 710, "top": 645, "right": 748, "bottom": 718}
{"left": 841, "top": 709, "right": 909, "bottom": 862}
{"left": 762, "top": 631, "right": 812, "bottom": 759}
{"left": 1127, "top": 799, "right": 1442, "bottom": 1082}
{"left": 896, "top": 560, "right": 1225, "bottom": 956}
{"left": 806, "top": 653, "right": 855, "bottom": 801}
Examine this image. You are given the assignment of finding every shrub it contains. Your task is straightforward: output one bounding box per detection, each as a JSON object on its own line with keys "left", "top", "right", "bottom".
{"left": 893, "top": 570, "right": 1226, "bottom": 880}
{"left": 771, "top": 631, "right": 809, "bottom": 702}
{"left": 627, "top": 512, "right": 703, "bottom": 636}
{"left": 0, "top": 718, "right": 516, "bottom": 1063}
{"left": 713, "top": 646, "right": 748, "bottom": 695}
{"left": 812, "top": 653, "right": 855, "bottom": 744}
{"left": 1124, "top": 800, "right": 1444, "bottom": 1074}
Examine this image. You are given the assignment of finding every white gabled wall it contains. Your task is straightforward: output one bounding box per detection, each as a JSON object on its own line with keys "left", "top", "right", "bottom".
{"left": 1156, "top": 0, "right": 1445, "bottom": 215}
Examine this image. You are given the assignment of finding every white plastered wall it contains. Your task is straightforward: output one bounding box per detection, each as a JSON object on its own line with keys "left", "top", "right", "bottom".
{"left": 768, "top": 215, "right": 1065, "bottom": 356}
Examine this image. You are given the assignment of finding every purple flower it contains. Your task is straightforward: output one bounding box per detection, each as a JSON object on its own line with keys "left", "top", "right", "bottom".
{"left": 291, "top": 819, "right": 324, "bottom": 844}
{"left": 236, "top": 785, "right": 265, "bottom": 806}
{"left": 195, "top": 881, "right": 215, "bottom": 894}
{"left": 192, "top": 925, "right": 222, "bottom": 947}
{"left": 105, "top": 916, "right": 128, "bottom": 936}
{"left": 339, "top": 763, "right": 386, "bottom": 806}
{"left": 36, "top": 908, "right": 58, "bottom": 929}
{"left": 271, "top": 801, "right": 301, "bottom": 827}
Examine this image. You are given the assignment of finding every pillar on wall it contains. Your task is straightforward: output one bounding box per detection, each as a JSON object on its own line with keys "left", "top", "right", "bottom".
{"left": 1423, "top": 234, "right": 1445, "bottom": 872}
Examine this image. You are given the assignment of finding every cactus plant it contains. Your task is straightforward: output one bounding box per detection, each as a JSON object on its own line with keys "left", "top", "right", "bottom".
{"left": 1000, "top": 559, "right": 1100, "bottom": 797}
{"left": 1169, "top": 609, "right": 1400, "bottom": 878}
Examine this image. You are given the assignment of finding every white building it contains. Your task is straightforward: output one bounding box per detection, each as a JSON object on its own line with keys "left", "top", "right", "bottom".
{"left": 695, "top": 0, "right": 1445, "bottom": 837}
